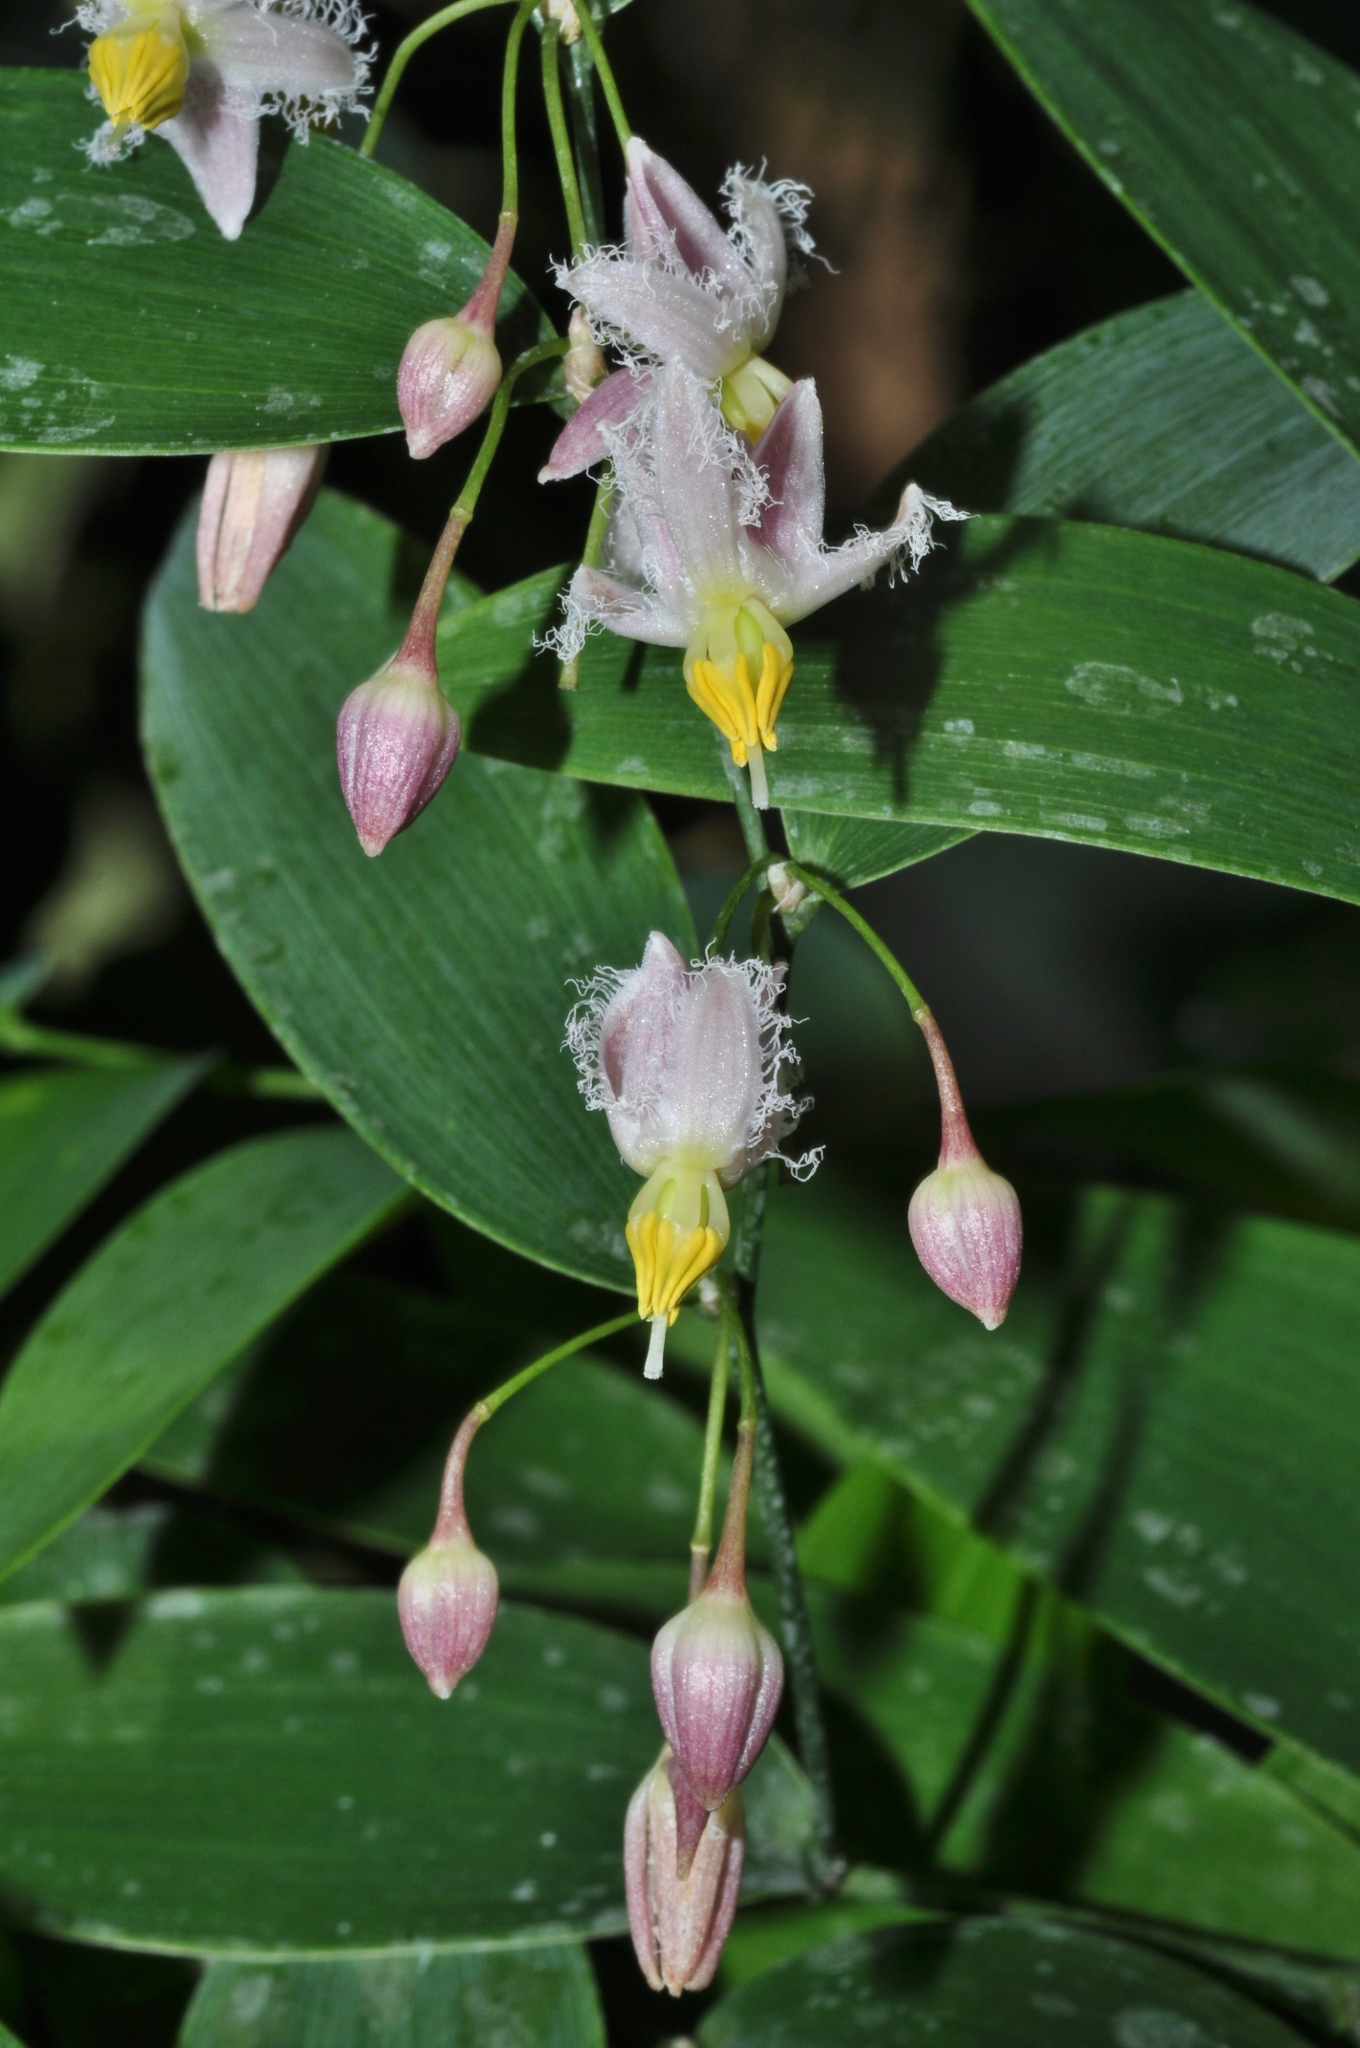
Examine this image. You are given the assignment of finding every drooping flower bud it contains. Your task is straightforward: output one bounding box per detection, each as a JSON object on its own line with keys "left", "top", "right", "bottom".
{"left": 624, "top": 1750, "right": 745, "bottom": 1996}
{"left": 398, "top": 213, "right": 516, "bottom": 460}
{"left": 567, "top": 932, "right": 819, "bottom": 1380}
{"left": 196, "top": 445, "right": 327, "bottom": 614}
{"left": 398, "top": 1409, "right": 499, "bottom": 1697}
{"left": 907, "top": 1011, "right": 1022, "bottom": 1330}
{"left": 336, "top": 655, "right": 460, "bottom": 858}
{"left": 650, "top": 1421, "right": 783, "bottom": 1810}
{"left": 336, "top": 512, "right": 466, "bottom": 856}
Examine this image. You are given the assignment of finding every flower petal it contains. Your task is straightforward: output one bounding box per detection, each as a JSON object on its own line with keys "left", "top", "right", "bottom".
{"left": 723, "top": 175, "right": 788, "bottom": 348}
{"left": 624, "top": 138, "right": 747, "bottom": 293}
{"left": 566, "top": 567, "right": 689, "bottom": 648}
{"left": 749, "top": 380, "right": 825, "bottom": 576}
{"left": 195, "top": 1, "right": 364, "bottom": 100}
{"left": 160, "top": 68, "right": 259, "bottom": 239}
{"left": 760, "top": 482, "right": 969, "bottom": 625}
{"left": 647, "top": 366, "right": 745, "bottom": 605}
{"left": 538, "top": 367, "right": 649, "bottom": 483}
{"left": 567, "top": 251, "right": 751, "bottom": 380}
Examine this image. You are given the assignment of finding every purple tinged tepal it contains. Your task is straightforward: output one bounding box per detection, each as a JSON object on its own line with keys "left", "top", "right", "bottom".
{"left": 542, "top": 138, "right": 812, "bottom": 481}
{"left": 196, "top": 445, "right": 327, "bottom": 613}
{"left": 625, "top": 1751, "right": 745, "bottom": 1996}
{"left": 650, "top": 1420, "right": 783, "bottom": 1810}
{"left": 544, "top": 363, "right": 965, "bottom": 808}
{"left": 567, "top": 931, "right": 819, "bottom": 1379}
{"left": 78, "top": 0, "right": 372, "bottom": 240}
{"left": 397, "top": 1409, "right": 499, "bottom": 1698}
{"left": 398, "top": 214, "right": 516, "bottom": 460}
{"left": 908, "top": 1011, "right": 1022, "bottom": 1330}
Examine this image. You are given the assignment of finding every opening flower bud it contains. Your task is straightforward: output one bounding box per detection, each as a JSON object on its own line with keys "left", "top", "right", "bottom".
{"left": 563, "top": 306, "right": 607, "bottom": 407}
{"left": 624, "top": 1751, "right": 745, "bottom": 1996}
{"left": 908, "top": 1012, "right": 1022, "bottom": 1329}
{"left": 336, "top": 655, "right": 460, "bottom": 858}
{"left": 397, "top": 1411, "right": 499, "bottom": 1697}
{"left": 398, "top": 212, "right": 517, "bottom": 460}
{"left": 650, "top": 1423, "right": 783, "bottom": 1809}
{"left": 88, "top": 8, "right": 189, "bottom": 136}
{"left": 684, "top": 599, "right": 794, "bottom": 811}
{"left": 197, "top": 446, "right": 326, "bottom": 614}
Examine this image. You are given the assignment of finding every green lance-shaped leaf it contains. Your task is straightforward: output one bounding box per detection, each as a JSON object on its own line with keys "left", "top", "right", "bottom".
{"left": 0, "top": 1127, "right": 405, "bottom": 1583}
{"left": 440, "top": 516, "right": 1360, "bottom": 906}
{"left": 179, "top": 1947, "right": 607, "bottom": 2048}
{"left": 0, "top": 1589, "right": 809, "bottom": 1953}
{"left": 962, "top": 0, "right": 1360, "bottom": 462}
{"left": 0, "top": 1059, "right": 201, "bottom": 1301}
{"left": 741, "top": 1180, "right": 1360, "bottom": 1787}
{"left": 901, "top": 291, "right": 1360, "bottom": 584}
{"left": 783, "top": 288, "right": 1360, "bottom": 887}
{"left": 142, "top": 492, "right": 693, "bottom": 1295}
{"left": 699, "top": 1918, "right": 1309, "bottom": 2047}
{"left": 0, "top": 70, "right": 553, "bottom": 455}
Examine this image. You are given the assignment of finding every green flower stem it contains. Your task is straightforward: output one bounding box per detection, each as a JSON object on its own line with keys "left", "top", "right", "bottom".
{"left": 709, "top": 860, "right": 772, "bottom": 953}
{"left": 359, "top": 0, "right": 514, "bottom": 161}
{"left": 0, "top": 1010, "right": 158, "bottom": 1070}
{"left": 689, "top": 1311, "right": 731, "bottom": 1597}
{"left": 499, "top": 0, "right": 540, "bottom": 216}
{"left": 566, "top": 36, "right": 606, "bottom": 244}
{"left": 541, "top": 22, "right": 588, "bottom": 257}
{"left": 475, "top": 1311, "right": 638, "bottom": 1422}
{"left": 558, "top": 474, "right": 613, "bottom": 690}
{"left": 721, "top": 1255, "right": 843, "bottom": 1892}
{"left": 571, "top": 1, "right": 631, "bottom": 154}
{"left": 720, "top": 741, "right": 772, "bottom": 866}
{"left": 779, "top": 859, "right": 930, "bottom": 1025}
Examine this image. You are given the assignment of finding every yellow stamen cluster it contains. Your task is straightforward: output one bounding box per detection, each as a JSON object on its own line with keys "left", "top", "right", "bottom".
{"left": 719, "top": 356, "right": 793, "bottom": 441}
{"left": 88, "top": 9, "right": 190, "bottom": 135}
{"left": 626, "top": 1165, "right": 728, "bottom": 1327}
{"left": 685, "top": 601, "right": 794, "bottom": 809}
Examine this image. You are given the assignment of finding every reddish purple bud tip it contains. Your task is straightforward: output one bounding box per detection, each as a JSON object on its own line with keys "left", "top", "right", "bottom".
{"left": 398, "top": 316, "right": 503, "bottom": 460}
{"left": 336, "top": 657, "right": 460, "bottom": 857}
{"left": 908, "top": 1154, "right": 1023, "bottom": 1330}
{"left": 650, "top": 1582, "right": 783, "bottom": 1812}
{"left": 397, "top": 1532, "right": 499, "bottom": 1698}
{"left": 625, "top": 1752, "right": 745, "bottom": 1995}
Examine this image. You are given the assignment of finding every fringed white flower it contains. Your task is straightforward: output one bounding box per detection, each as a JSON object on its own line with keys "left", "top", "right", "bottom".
{"left": 544, "top": 361, "right": 968, "bottom": 809}
{"left": 540, "top": 137, "right": 815, "bottom": 482}
{"left": 77, "top": 0, "right": 373, "bottom": 238}
{"left": 566, "top": 930, "right": 819, "bottom": 1379}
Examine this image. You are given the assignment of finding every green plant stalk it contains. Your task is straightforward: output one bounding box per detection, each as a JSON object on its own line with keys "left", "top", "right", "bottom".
{"left": 558, "top": 475, "right": 613, "bottom": 690}
{"left": 709, "top": 859, "right": 772, "bottom": 953}
{"left": 566, "top": 36, "right": 606, "bottom": 244}
{"left": 499, "top": 0, "right": 539, "bottom": 217}
{"left": 359, "top": 0, "right": 514, "bottom": 160}
{"left": 541, "top": 23, "right": 588, "bottom": 256}
{"left": 571, "top": 0, "right": 632, "bottom": 153}
{"left": 720, "top": 742, "right": 771, "bottom": 866}
{"left": 689, "top": 1310, "right": 731, "bottom": 1596}
{"left": 475, "top": 1311, "right": 638, "bottom": 1422}
{"left": 721, "top": 1256, "right": 842, "bottom": 1891}
{"left": 0, "top": 1011, "right": 159, "bottom": 1071}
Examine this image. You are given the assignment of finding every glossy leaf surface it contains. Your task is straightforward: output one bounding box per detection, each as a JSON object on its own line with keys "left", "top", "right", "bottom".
{"left": 700, "top": 1918, "right": 1304, "bottom": 2046}
{"left": 434, "top": 518, "right": 1360, "bottom": 906}
{"left": 0, "top": 1589, "right": 808, "bottom": 1953}
{"left": 0, "top": 70, "right": 550, "bottom": 453}
{"left": 0, "top": 1059, "right": 199, "bottom": 1300}
{"left": 963, "top": 0, "right": 1360, "bottom": 459}
{"left": 903, "top": 291, "right": 1360, "bottom": 582}
{"left": 0, "top": 1129, "right": 405, "bottom": 1582}
{"left": 179, "top": 1946, "right": 606, "bottom": 2047}
{"left": 142, "top": 492, "right": 693, "bottom": 1294}
{"left": 748, "top": 1181, "right": 1360, "bottom": 1780}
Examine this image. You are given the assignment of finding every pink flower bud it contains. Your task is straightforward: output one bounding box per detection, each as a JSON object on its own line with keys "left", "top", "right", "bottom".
{"left": 196, "top": 445, "right": 326, "bottom": 613}
{"left": 336, "top": 654, "right": 460, "bottom": 858}
{"left": 398, "top": 1411, "right": 498, "bottom": 1697}
{"left": 624, "top": 1750, "right": 745, "bottom": 1996}
{"left": 908, "top": 1011, "right": 1022, "bottom": 1329}
{"left": 398, "top": 211, "right": 516, "bottom": 459}
{"left": 650, "top": 1422, "right": 782, "bottom": 1810}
